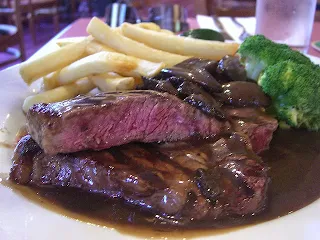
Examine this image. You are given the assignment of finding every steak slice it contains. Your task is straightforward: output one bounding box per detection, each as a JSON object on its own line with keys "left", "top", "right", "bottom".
{"left": 224, "top": 107, "right": 278, "bottom": 154}
{"left": 10, "top": 134, "right": 269, "bottom": 226}
{"left": 27, "top": 90, "right": 229, "bottom": 155}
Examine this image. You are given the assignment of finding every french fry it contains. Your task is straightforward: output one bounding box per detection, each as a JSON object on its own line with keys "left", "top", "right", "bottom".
{"left": 45, "top": 38, "right": 117, "bottom": 90}
{"left": 135, "top": 22, "right": 161, "bottom": 31}
{"left": 56, "top": 36, "right": 116, "bottom": 55}
{"left": 135, "top": 23, "right": 174, "bottom": 34}
{"left": 91, "top": 73, "right": 135, "bottom": 92}
{"left": 58, "top": 51, "right": 165, "bottom": 85}
{"left": 160, "top": 29, "right": 174, "bottom": 35}
{"left": 20, "top": 38, "right": 89, "bottom": 84}
{"left": 93, "top": 72, "right": 121, "bottom": 78}
{"left": 120, "top": 23, "right": 240, "bottom": 60}
{"left": 85, "top": 38, "right": 116, "bottom": 55}
{"left": 42, "top": 71, "right": 61, "bottom": 90}
{"left": 87, "top": 17, "right": 188, "bottom": 67}
{"left": 22, "top": 78, "right": 95, "bottom": 112}
{"left": 55, "top": 37, "right": 87, "bottom": 47}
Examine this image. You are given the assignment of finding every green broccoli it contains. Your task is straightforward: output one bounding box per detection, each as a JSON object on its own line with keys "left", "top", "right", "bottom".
{"left": 238, "top": 35, "right": 312, "bottom": 80}
{"left": 258, "top": 61, "right": 320, "bottom": 130}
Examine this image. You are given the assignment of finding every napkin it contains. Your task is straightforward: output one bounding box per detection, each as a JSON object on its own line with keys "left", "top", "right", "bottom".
{"left": 196, "top": 15, "right": 256, "bottom": 42}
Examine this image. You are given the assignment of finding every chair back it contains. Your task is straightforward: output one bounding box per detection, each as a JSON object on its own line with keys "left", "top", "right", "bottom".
{"left": 0, "top": 0, "right": 26, "bottom": 66}
{"left": 197, "top": 0, "right": 256, "bottom": 17}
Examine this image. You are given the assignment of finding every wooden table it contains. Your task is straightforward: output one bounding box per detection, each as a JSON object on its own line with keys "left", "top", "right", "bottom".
{"left": 36, "top": 17, "right": 320, "bottom": 59}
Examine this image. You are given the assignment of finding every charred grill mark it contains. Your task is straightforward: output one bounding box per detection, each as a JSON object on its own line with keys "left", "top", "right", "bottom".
{"left": 138, "top": 171, "right": 168, "bottom": 190}
{"left": 219, "top": 159, "right": 255, "bottom": 198}
{"left": 119, "top": 145, "right": 155, "bottom": 169}
{"left": 139, "top": 143, "right": 198, "bottom": 177}
{"left": 195, "top": 168, "right": 221, "bottom": 203}
{"left": 114, "top": 144, "right": 188, "bottom": 188}
{"left": 108, "top": 148, "right": 129, "bottom": 165}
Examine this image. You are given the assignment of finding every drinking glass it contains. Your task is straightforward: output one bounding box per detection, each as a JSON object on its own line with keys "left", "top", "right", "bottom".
{"left": 255, "top": 0, "right": 317, "bottom": 53}
{"left": 148, "top": 4, "right": 189, "bottom": 33}
{"left": 105, "top": 1, "right": 140, "bottom": 28}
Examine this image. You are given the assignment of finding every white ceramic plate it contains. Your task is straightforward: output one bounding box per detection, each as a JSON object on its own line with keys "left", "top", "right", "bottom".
{"left": 1, "top": 57, "right": 320, "bottom": 240}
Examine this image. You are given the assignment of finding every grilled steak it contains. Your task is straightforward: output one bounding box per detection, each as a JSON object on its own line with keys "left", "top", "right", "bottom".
{"left": 10, "top": 134, "right": 269, "bottom": 226}
{"left": 224, "top": 107, "right": 278, "bottom": 153}
{"left": 27, "top": 91, "right": 229, "bottom": 155}
{"left": 11, "top": 54, "right": 280, "bottom": 229}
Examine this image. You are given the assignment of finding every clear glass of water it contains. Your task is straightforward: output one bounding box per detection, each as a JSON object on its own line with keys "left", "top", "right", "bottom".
{"left": 255, "top": 0, "right": 317, "bottom": 53}
{"left": 148, "top": 4, "right": 189, "bottom": 33}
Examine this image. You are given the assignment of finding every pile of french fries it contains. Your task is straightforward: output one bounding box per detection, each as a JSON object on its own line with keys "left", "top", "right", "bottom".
{"left": 20, "top": 17, "right": 239, "bottom": 112}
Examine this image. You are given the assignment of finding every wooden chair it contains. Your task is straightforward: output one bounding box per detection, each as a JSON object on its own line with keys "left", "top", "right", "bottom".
{"left": 133, "top": 0, "right": 195, "bottom": 20}
{"left": 20, "top": 0, "right": 59, "bottom": 44}
{"left": 196, "top": 0, "right": 256, "bottom": 17}
{"left": 70, "top": 0, "right": 94, "bottom": 19}
{"left": 0, "top": 0, "right": 26, "bottom": 67}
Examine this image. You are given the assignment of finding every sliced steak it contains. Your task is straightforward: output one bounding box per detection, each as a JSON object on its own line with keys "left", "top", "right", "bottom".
{"left": 27, "top": 90, "right": 229, "bottom": 155}
{"left": 224, "top": 107, "right": 278, "bottom": 154}
{"left": 10, "top": 134, "right": 269, "bottom": 226}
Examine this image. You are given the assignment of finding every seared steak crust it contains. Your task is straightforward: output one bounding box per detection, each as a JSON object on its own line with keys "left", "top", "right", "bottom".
{"left": 10, "top": 134, "right": 269, "bottom": 225}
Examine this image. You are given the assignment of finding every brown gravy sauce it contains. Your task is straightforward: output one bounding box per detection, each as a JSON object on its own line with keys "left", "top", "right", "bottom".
{"left": 2, "top": 129, "right": 320, "bottom": 238}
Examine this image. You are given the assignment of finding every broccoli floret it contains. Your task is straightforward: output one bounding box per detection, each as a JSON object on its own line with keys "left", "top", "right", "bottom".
{"left": 238, "top": 35, "right": 320, "bottom": 130}
{"left": 238, "top": 35, "right": 312, "bottom": 80}
{"left": 258, "top": 61, "right": 320, "bottom": 130}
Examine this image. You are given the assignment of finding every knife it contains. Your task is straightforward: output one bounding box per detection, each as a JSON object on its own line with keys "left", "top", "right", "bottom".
{"left": 212, "top": 15, "right": 234, "bottom": 41}
{"left": 231, "top": 17, "right": 252, "bottom": 41}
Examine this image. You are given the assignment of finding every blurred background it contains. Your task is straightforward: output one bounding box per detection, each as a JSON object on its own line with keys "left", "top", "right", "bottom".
{"left": 0, "top": 0, "right": 319, "bottom": 69}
